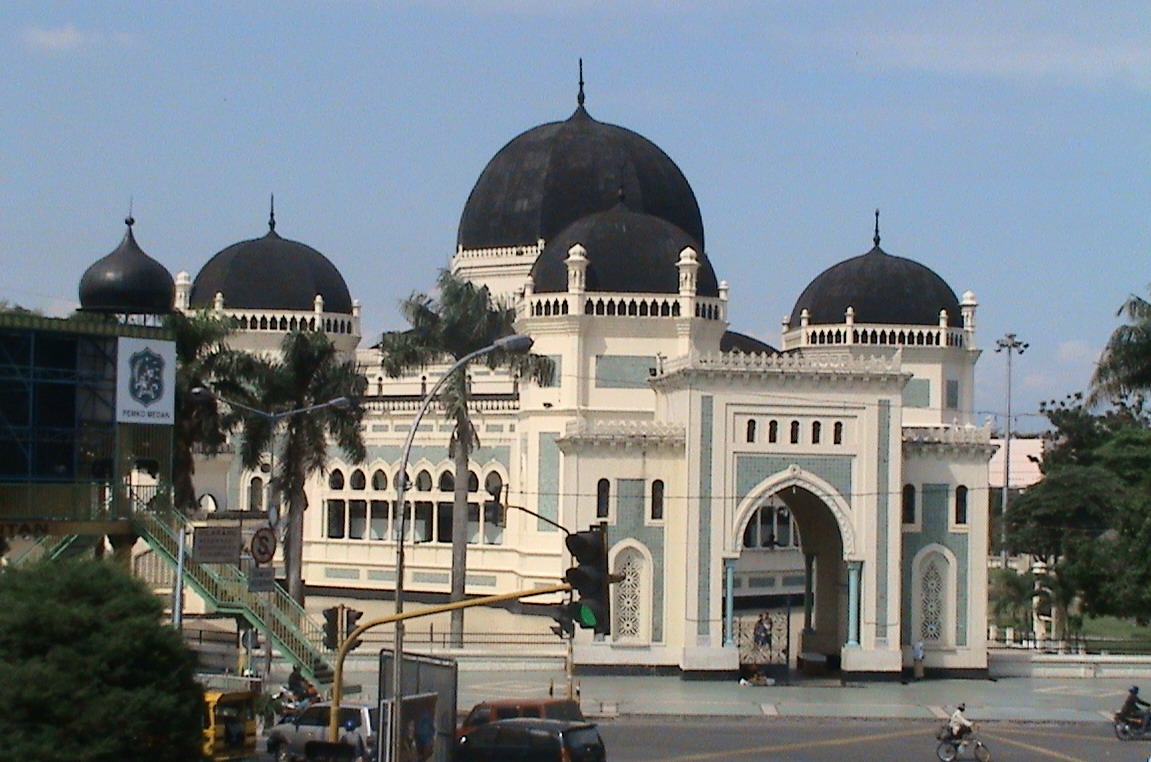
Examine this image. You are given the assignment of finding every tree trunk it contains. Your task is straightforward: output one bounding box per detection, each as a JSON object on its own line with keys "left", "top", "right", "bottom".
{"left": 450, "top": 422, "right": 470, "bottom": 647}
{"left": 286, "top": 481, "right": 307, "bottom": 606}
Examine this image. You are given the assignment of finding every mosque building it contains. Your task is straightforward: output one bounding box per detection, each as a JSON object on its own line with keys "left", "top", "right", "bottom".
{"left": 163, "top": 81, "right": 992, "bottom": 679}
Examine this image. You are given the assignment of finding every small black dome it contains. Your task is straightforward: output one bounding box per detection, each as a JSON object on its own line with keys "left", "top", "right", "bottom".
{"left": 190, "top": 224, "right": 352, "bottom": 314}
{"left": 79, "top": 219, "right": 175, "bottom": 314}
{"left": 721, "top": 331, "right": 777, "bottom": 354}
{"left": 790, "top": 237, "right": 960, "bottom": 328}
{"left": 531, "top": 203, "right": 717, "bottom": 296}
{"left": 458, "top": 104, "right": 704, "bottom": 251}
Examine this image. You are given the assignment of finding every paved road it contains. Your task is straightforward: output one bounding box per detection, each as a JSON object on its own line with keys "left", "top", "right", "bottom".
{"left": 597, "top": 718, "right": 1133, "bottom": 762}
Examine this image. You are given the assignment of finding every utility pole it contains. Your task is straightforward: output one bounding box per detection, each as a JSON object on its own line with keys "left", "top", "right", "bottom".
{"left": 995, "top": 333, "right": 1027, "bottom": 569}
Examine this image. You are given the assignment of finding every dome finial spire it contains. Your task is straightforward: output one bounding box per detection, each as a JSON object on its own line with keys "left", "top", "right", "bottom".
{"left": 873, "top": 208, "right": 881, "bottom": 247}
{"left": 269, "top": 193, "right": 276, "bottom": 232}
{"left": 126, "top": 197, "right": 135, "bottom": 228}
{"left": 577, "top": 58, "right": 585, "bottom": 107}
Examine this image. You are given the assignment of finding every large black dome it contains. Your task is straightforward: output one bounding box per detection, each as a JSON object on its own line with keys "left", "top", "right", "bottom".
{"left": 79, "top": 218, "right": 175, "bottom": 315}
{"left": 790, "top": 231, "right": 960, "bottom": 328}
{"left": 458, "top": 103, "right": 704, "bottom": 251}
{"left": 190, "top": 220, "right": 352, "bottom": 314}
{"left": 531, "top": 202, "right": 717, "bottom": 296}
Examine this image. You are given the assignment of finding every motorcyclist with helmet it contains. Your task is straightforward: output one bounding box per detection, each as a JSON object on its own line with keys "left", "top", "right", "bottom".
{"left": 1120, "top": 686, "right": 1151, "bottom": 732}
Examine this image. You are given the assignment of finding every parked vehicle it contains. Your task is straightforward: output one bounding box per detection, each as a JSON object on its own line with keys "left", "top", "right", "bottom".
{"left": 456, "top": 718, "right": 606, "bottom": 762}
{"left": 202, "top": 689, "right": 259, "bottom": 761}
{"left": 265, "top": 703, "right": 378, "bottom": 762}
{"left": 458, "top": 697, "right": 584, "bottom": 737}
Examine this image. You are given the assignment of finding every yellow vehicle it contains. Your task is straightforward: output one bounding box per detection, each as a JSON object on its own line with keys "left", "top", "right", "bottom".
{"left": 202, "top": 689, "right": 259, "bottom": 761}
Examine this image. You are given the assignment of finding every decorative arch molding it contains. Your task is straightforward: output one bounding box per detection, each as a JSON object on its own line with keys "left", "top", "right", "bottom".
{"left": 911, "top": 542, "right": 959, "bottom": 647}
{"left": 731, "top": 464, "right": 857, "bottom": 557}
{"left": 609, "top": 539, "right": 654, "bottom": 644}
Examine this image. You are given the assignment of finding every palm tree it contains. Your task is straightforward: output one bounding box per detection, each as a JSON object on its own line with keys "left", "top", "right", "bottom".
{"left": 169, "top": 311, "right": 260, "bottom": 513}
{"left": 238, "top": 330, "right": 367, "bottom": 605}
{"left": 378, "top": 269, "right": 553, "bottom": 645}
{"left": 1090, "top": 291, "right": 1151, "bottom": 404}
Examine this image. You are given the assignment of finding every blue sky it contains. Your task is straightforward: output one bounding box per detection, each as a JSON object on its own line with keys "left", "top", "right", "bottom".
{"left": 2, "top": 2, "right": 1149, "bottom": 433}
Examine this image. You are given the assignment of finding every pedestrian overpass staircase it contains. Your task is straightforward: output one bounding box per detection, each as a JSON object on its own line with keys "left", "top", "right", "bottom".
{"left": 134, "top": 507, "right": 334, "bottom": 683}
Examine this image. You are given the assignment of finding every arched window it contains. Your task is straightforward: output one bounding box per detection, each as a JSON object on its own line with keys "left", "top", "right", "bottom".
{"left": 438, "top": 471, "right": 454, "bottom": 492}
{"left": 833, "top": 422, "right": 844, "bottom": 445}
{"left": 328, "top": 470, "right": 345, "bottom": 490}
{"left": 484, "top": 472, "right": 503, "bottom": 500}
{"left": 902, "top": 484, "right": 916, "bottom": 524}
{"left": 955, "top": 485, "right": 969, "bottom": 525}
{"left": 596, "top": 479, "right": 611, "bottom": 518}
{"left": 768, "top": 420, "right": 778, "bottom": 443}
{"left": 415, "top": 470, "right": 433, "bottom": 492}
{"left": 350, "top": 469, "right": 366, "bottom": 490}
{"left": 746, "top": 419, "right": 757, "bottom": 443}
{"left": 612, "top": 547, "right": 646, "bottom": 641}
{"left": 248, "top": 477, "right": 264, "bottom": 512}
{"left": 789, "top": 421, "right": 800, "bottom": 444}
{"left": 650, "top": 480, "right": 664, "bottom": 520}
{"left": 371, "top": 469, "right": 387, "bottom": 491}
{"left": 811, "top": 421, "right": 822, "bottom": 444}
{"left": 467, "top": 471, "right": 479, "bottom": 492}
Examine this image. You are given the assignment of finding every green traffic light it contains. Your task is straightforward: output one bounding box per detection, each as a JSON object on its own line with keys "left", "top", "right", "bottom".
{"left": 574, "top": 603, "right": 598, "bottom": 628}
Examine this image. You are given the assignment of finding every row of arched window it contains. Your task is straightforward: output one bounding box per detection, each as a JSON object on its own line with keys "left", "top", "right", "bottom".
{"left": 235, "top": 314, "right": 355, "bottom": 334}
{"left": 745, "top": 419, "right": 845, "bottom": 446}
{"left": 248, "top": 466, "right": 511, "bottom": 545}
{"left": 901, "top": 484, "right": 969, "bottom": 526}
{"left": 595, "top": 478, "right": 665, "bottom": 521}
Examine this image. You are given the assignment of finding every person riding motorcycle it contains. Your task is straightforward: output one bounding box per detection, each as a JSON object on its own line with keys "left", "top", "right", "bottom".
{"left": 1120, "top": 686, "right": 1151, "bottom": 731}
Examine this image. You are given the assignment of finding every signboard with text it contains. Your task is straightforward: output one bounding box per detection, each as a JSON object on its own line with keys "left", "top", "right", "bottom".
{"left": 192, "top": 525, "right": 242, "bottom": 564}
{"left": 116, "top": 336, "right": 176, "bottom": 425}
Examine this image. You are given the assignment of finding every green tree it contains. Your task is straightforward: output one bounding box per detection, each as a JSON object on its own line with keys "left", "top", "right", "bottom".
{"left": 169, "top": 310, "right": 260, "bottom": 513}
{"left": 1090, "top": 291, "right": 1151, "bottom": 404}
{"left": 1006, "top": 465, "right": 1129, "bottom": 560}
{"left": 378, "top": 270, "right": 553, "bottom": 645}
{"left": 0, "top": 559, "right": 204, "bottom": 762}
{"left": 988, "top": 567, "right": 1035, "bottom": 631}
{"left": 238, "top": 330, "right": 367, "bottom": 604}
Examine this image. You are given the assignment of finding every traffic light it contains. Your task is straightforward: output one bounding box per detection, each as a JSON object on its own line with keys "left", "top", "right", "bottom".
{"left": 344, "top": 607, "right": 364, "bottom": 651}
{"left": 549, "top": 602, "right": 575, "bottom": 639}
{"left": 322, "top": 606, "right": 340, "bottom": 650}
{"left": 564, "top": 526, "right": 612, "bottom": 635}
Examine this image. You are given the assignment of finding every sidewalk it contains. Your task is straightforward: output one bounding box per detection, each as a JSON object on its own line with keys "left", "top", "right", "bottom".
{"left": 455, "top": 670, "right": 1124, "bottom": 724}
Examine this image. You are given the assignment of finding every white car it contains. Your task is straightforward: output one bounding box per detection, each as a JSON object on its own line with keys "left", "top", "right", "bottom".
{"left": 265, "top": 702, "right": 378, "bottom": 762}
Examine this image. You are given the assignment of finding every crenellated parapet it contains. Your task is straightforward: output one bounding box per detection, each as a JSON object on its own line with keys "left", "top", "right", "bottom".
{"left": 657, "top": 349, "right": 906, "bottom": 384}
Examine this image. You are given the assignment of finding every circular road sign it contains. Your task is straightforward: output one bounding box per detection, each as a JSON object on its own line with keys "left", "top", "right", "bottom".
{"left": 250, "top": 526, "right": 277, "bottom": 565}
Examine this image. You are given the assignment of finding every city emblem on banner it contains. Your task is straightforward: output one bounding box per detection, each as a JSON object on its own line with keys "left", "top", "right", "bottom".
{"left": 128, "top": 347, "right": 165, "bottom": 407}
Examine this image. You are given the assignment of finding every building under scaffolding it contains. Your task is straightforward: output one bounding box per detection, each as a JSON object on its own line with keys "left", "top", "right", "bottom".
{"left": 0, "top": 311, "right": 174, "bottom": 537}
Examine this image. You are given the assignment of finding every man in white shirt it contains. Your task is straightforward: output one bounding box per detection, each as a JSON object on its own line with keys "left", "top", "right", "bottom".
{"left": 949, "top": 703, "right": 974, "bottom": 745}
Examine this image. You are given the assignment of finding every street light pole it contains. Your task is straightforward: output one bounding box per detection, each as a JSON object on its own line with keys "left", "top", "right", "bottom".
{"left": 389, "top": 333, "right": 533, "bottom": 762}
{"left": 994, "top": 333, "right": 1027, "bottom": 569}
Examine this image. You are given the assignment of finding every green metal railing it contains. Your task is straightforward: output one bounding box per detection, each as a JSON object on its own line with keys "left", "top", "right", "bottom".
{"left": 135, "top": 507, "right": 332, "bottom": 680}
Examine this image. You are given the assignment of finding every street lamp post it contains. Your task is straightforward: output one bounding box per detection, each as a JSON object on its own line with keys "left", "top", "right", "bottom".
{"left": 994, "top": 333, "right": 1028, "bottom": 569}
{"left": 389, "top": 333, "right": 533, "bottom": 762}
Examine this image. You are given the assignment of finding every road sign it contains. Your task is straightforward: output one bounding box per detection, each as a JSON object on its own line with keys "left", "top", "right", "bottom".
{"left": 250, "top": 526, "right": 277, "bottom": 564}
{"left": 192, "top": 525, "right": 242, "bottom": 564}
{"left": 248, "top": 566, "right": 276, "bottom": 592}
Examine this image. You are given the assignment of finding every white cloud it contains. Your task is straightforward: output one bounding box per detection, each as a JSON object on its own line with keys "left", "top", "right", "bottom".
{"left": 21, "top": 24, "right": 131, "bottom": 54}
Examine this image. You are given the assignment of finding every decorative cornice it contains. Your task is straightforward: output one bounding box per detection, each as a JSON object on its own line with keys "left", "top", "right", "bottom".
{"left": 902, "top": 424, "right": 996, "bottom": 457}
{"left": 558, "top": 419, "right": 686, "bottom": 450}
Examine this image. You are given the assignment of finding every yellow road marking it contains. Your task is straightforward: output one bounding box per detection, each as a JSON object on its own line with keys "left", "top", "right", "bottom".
{"left": 981, "top": 730, "right": 1089, "bottom": 762}
{"left": 630, "top": 726, "right": 924, "bottom": 762}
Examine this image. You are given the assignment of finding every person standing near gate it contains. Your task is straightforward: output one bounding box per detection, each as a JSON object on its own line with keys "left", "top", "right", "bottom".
{"left": 913, "top": 640, "right": 925, "bottom": 680}
{"left": 753, "top": 613, "right": 771, "bottom": 650}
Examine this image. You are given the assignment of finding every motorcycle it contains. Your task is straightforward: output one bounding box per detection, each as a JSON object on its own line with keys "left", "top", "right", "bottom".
{"left": 1113, "top": 711, "right": 1151, "bottom": 741}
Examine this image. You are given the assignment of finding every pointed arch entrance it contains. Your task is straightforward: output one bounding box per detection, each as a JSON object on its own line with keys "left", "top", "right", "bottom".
{"left": 729, "top": 466, "right": 859, "bottom": 674}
